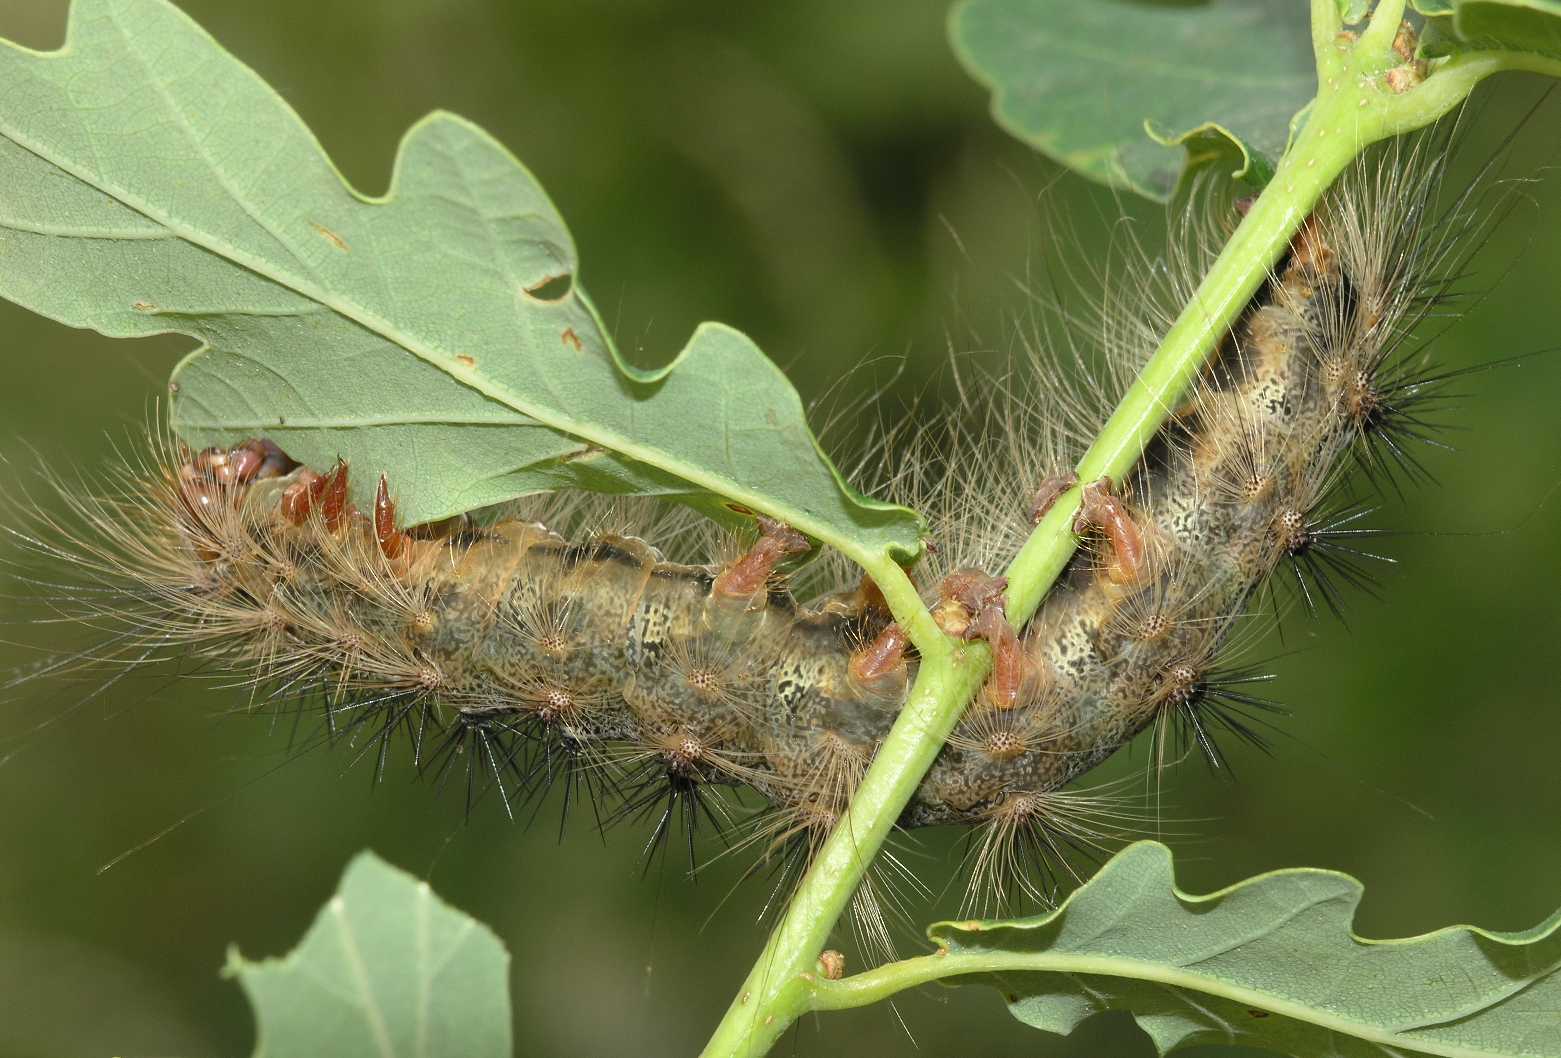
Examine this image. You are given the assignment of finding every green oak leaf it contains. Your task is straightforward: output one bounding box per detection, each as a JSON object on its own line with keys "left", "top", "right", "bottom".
{"left": 1416, "top": 0, "right": 1561, "bottom": 61}
{"left": 225, "top": 851, "right": 510, "bottom": 1058}
{"left": 0, "top": 0, "right": 923, "bottom": 562}
{"left": 949, "top": 0, "right": 1317, "bottom": 201}
{"left": 932, "top": 842, "right": 1561, "bottom": 1057}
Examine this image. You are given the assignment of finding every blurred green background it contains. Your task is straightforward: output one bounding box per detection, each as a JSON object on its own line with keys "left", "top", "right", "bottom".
{"left": 1, "top": 2, "right": 1559, "bottom": 1056}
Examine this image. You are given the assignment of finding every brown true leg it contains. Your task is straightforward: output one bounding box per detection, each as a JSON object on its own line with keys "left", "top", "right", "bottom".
{"left": 177, "top": 453, "right": 223, "bottom": 517}
{"left": 175, "top": 439, "right": 299, "bottom": 558}
{"left": 933, "top": 569, "right": 1024, "bottom": 709}
{"left": 969, "top": 605, "right": 1023, "bottom": 710}
{"left": 932, "top": 569, "right": 1006, "bottom": 639}
{"left": 249, "top": 439, "right": 298, "bottom": 481}
{"left": 173, "top": 450, "right": 231, "bottom": 556}
{"left": 374, "top": 473, "right": 411, "bottom": 560}
{"left": 318, "top": 461, "right": 350, "bottom": 532}
{"left": 1027, "top": 471, "right": 1079, "bottom": 525}
{"left": 849, "top": 622, "right": 909, "bottom": 692}
{"left": 221, "top": 438, "right": 295, "bottom": 484}
{"left": 712, "top": 515, "right": 809, "bottom": 602}
{"left": 853, "top": 573, "right": 890, "bottom": 615}
{"left": 278, "top": 459, "right": 353, "bottom": 531}
{"left": 1072, "top": 477, "right": 1146, "bottom": 585}
{"left": 1287, "top": 214, "right": 1337, "bottom": 278}
{"left": 179, "top": 440, "right": 275, "bottom": 520}
{"left": 280, "top": 469, "right": 325, "bottom": 526}
{"left": 187, "top": 438, "right": 297, "bottom": 488}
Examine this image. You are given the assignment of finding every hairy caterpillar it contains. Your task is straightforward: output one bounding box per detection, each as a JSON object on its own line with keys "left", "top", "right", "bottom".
{"left": 4, "top": 110, "right": 1496, "bottom": 979}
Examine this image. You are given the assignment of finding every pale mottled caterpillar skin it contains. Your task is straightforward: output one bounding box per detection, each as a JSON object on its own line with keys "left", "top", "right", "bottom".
{"left": 917, "top": 219, "right": 1357, "bottom": 825}
{"left": 22, "top": 141, "right": 1465, "bottom": 914}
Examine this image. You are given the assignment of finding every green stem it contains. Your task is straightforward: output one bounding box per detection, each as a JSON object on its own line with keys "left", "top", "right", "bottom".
{"left": 699, "top": 4, "right": 1542, "bottom": 1053}
{"left": 841, "top": 548, "right": 944, "bottom": 650}
{"left": 696, "top": 638, "right": 982, "bottom": 1058}
{"left": 1357, "top": 0, "right": 1408, "bottom": 63}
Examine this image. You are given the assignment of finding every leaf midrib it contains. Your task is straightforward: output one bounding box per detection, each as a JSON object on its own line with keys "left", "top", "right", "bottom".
{"left": 854, "top": 946, "right": 1556, "bottom": 1058}
{"left": 329, "top": 896, "right": 397, "bottom": 1058}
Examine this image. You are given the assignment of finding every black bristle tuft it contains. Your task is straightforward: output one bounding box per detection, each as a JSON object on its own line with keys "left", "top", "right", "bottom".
{"left": 612, "top": 761, "right": 732, "bottom": 876}
{"left": 1167, "top": 663, "right": 1288, "bottom": 774}
{"left": 421, "top": 709, "right": 530, "bottom": 820}
{"left": 1284, "top": 499, "right": 1397, "bottom": 621}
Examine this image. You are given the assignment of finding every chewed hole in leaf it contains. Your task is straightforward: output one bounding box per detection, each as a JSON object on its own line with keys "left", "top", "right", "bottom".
{"left": 524, "top": 273, "right": 574, "bottom": 301}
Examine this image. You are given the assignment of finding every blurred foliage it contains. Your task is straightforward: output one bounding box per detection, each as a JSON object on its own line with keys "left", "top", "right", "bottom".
{"left": 229, "top": 852, "right": 511, "bottom": 1058}
{"left": 0, "top": 2, "right": 1558, "bottom": 1056}
{"left": 951, "top": 0, "right": 1314, "bottom": 199}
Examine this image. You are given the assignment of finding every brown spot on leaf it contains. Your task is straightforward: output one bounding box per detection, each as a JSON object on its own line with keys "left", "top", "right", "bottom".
{"left": 132, "top": 300, "right": 156, "bottom": 313}
{"left": 561, "top": 327, "right": 583, "bottom": 351}
{"left": 311, "top": 222, "right": 349, "bottom": 251}
{"left": 455, "top": 354, "right": 476, "bottom": 368}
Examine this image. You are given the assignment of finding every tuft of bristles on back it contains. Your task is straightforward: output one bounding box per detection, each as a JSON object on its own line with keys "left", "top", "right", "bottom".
{"left": 2, "top": 127, "right": 1506, "bottom": 944}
